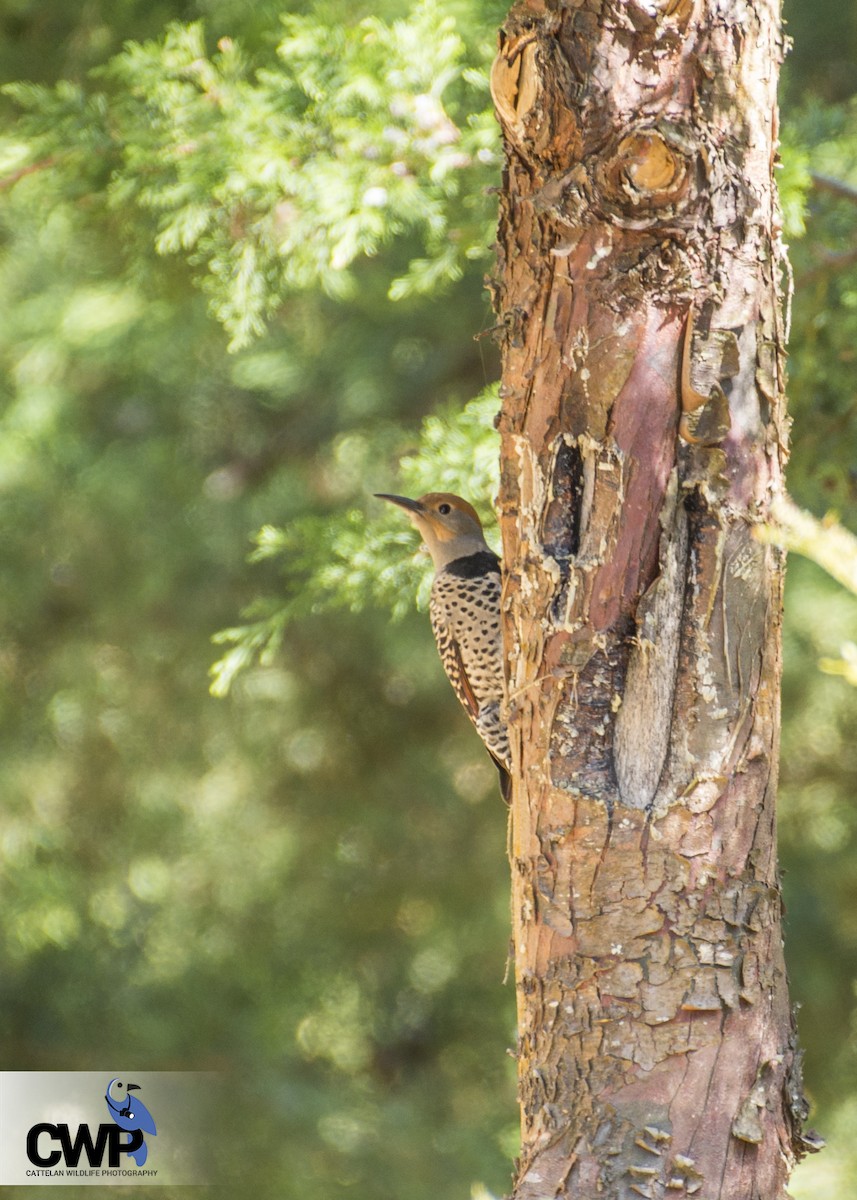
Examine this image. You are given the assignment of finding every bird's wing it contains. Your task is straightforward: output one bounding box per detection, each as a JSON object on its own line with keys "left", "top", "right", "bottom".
{"left": 429, "top": 603, "right": 480, "bottom": 724}
{"left": 449, "top": 637, "right": 480, "bottom": 722}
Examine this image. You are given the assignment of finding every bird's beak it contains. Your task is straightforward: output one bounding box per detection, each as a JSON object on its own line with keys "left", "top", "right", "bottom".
{"left": 126, "top": 1084, "right": 141, "bottom": 1092}
{"left": 374, "top": 493, "right": 425, "bottom": 515}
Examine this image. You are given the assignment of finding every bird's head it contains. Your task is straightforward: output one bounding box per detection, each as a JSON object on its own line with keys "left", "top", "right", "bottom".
{"left": 376, "top": 492, "right": 489, "bottom": 569}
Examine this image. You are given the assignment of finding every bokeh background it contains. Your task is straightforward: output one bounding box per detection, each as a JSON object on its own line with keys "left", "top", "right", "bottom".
{"left": 1, "top": 0, "right": 857, "bottom": 1196}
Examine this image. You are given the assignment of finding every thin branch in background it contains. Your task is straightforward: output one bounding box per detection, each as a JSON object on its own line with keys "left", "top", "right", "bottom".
{"left": 759, "top": 497, "right": 857, "bottom": 686}
{"left": 799, "top": 173, "right": 857, "bottom": 284}
{"left": 758, "top": 494, "right": 857, "bottom": 596}
{"left": 800, "top": 244, "right": 857, "bottom": 285}
{"left": 0, "top": 156, "right": 56, "bottom": 191}
{"left": 810, "top": 171, "right": 857, "bottom": 204}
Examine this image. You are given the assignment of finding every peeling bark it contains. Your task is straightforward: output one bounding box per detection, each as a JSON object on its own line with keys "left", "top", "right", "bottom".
{"left": 491, "top": 2, "right": 813, "bottom": 1197}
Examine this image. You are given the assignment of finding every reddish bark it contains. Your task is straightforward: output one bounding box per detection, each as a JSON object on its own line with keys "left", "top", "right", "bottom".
{"left": 491, "top": 1, "right": 814, "bottom": 1196}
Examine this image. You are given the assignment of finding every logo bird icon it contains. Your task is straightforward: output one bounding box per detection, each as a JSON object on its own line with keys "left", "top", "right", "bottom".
{"left": 104, "top": 1078, "right": 157, "bottom": 1166}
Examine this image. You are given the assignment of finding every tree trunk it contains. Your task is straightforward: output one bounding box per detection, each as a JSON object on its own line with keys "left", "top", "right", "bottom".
{"left": 490, "top": 1, "right": 813, "bottom": 1196}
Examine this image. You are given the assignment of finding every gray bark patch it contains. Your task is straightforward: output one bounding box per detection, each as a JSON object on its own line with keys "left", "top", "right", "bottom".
{"left": 614, "top": 472, "right": 688, "bottom": 808}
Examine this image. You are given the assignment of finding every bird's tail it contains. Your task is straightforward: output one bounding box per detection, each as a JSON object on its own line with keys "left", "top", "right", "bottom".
{"left": 492, "top": 756, "right": 511, "bottom": 804}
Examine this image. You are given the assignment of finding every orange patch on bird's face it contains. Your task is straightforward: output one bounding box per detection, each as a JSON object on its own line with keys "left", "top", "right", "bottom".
{"left": 426, "top": 520, "right": 458, "bottom": 542}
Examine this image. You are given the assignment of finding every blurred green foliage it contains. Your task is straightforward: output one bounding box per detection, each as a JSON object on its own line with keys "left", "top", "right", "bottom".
{"left": 5, "top": 0, "right": 500, "bottom": 347}
{"left": 0, "top": 0, "right": 856, "bottom": 1196}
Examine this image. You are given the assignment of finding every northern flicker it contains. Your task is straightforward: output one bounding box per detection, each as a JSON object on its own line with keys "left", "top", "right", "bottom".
{"left": 376, "top": 492, "right": 511, "bottom": 800}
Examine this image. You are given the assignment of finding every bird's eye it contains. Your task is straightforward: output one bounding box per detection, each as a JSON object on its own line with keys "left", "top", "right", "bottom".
{"left": 116, "top": 1082, "right": 122, "bottom": 1088}
{"left": 438, "top": 503, "right": 451, "bottom": 515}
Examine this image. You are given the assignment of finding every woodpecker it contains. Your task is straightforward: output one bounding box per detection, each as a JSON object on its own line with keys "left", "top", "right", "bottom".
{"left": 376, "top": 492, "right": 511, "bottom": 800}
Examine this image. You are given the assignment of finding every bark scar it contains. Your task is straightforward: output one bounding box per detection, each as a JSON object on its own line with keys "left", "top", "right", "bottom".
{"left": 678, "top": 302, "right": 730, "bottom": 447}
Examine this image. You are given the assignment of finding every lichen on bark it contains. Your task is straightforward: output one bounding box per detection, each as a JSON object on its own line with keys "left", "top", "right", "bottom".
{"left": 492, "top": 1, "right": 813, "bottom": 1196}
